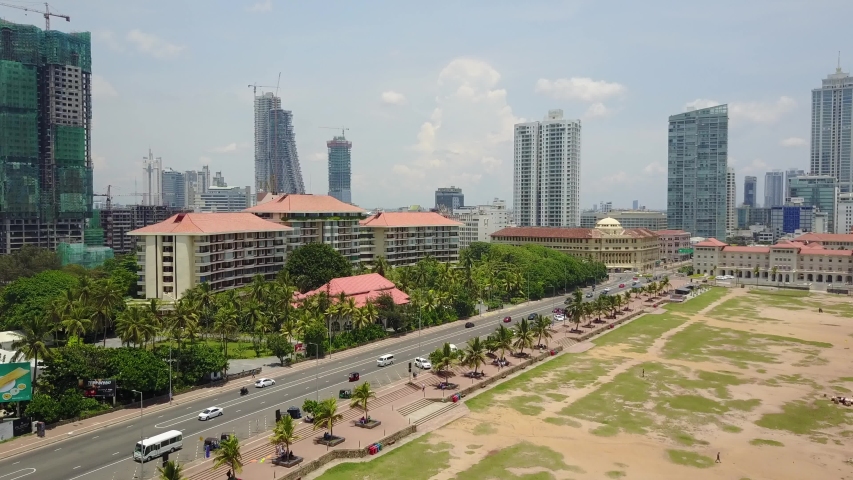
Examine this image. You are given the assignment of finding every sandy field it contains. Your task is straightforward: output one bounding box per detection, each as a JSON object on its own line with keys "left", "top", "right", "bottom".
{"left": 314, "top": 286, "right": 853, "bottom": 480}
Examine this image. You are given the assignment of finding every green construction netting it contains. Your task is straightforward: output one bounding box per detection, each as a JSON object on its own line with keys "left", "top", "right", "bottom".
{"left": 0, "top": 60, "right": 37, "bottom": 109}
{"left": 0, "top": 112, "right": 38, "bottom": 162}
{"left": 0, "top": 20, "right": 42, "bottom": 66}
{"left": 53, "top": 125, "right": 85, "bottom": 166}
{"left": 1, "top": 21, "right": 91, "bottom": 72}
{"left": 0, "top": 161, "right": 38, "bottom": 215}
{"left": 56, "top": 165, "right": 91, "bottom": 217}
{"left": 89, "top": 209, "right": 101, "bottom": 228}
{"left": 43, "top": 31, "right": 91, "bottom": 72}
{"left": 57, "top": 243, "right": 113, "bottom": 269}
{"left": 84, "top": 227, "right": 103, "bottom": 247}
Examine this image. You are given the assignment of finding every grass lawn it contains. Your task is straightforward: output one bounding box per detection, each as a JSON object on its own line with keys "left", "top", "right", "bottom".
{"left": 450, "top": 442, "right": 584, "bottom": 479}
{"left": 666, "top": 449, "right": 715, "bottom": 468}
{"left": 749, "top": 438, "right": 784, "bottom": 447}
{"left": 593, "top": 312, "right": 687, "bottom": 353}
{"left": 756, "top": 398, "right": 853, "bottom": 435}
{"left": 314, "top": 434, "right": 452, "bottom": 480}
{"left": 664, "top": 287, "right": 727, "bottom": 315}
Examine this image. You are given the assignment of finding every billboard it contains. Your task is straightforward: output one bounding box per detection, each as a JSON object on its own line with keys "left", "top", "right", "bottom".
{"left": 0, "top": 363, "right": 32, "bottom": 402}
{"left": 79, "top": 379, "right": 116, "bottom": 397}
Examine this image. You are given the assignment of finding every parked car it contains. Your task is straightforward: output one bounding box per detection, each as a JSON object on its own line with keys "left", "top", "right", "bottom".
{"left": 464, "top": 321, "right": 475, "bottom": 328}
{"left": 254, "top": 378, "right": 275, "bottom": 388}
{"left": 585, "top": 292, "right": 594, "bottom": 298}
{"left": 554, "top": 314, "right": 565, "bottom": 322}
{"left": 503, "top": 316, "right": 512, "bottom": 323}
{"left": 414, "top": 357, "right": 432, "bottom": 370}
{"left": 619, "top": 283, "right": 625, "bottom": 288}
{"left": 527, "top": 313, "right": 537, "bottom": 320}
{"left": 198, "top": 406, "right": 223, "bottom": 421}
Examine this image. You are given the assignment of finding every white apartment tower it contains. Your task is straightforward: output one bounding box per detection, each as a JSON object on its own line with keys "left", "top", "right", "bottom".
{"left": 513, "top": 110, "right": 581, "bottom": 227}
{"left": 811, "top": 63, "right": 853, "bottom": 193}
{"left": 726, "top": 167, "right": 737, "bottom": 233}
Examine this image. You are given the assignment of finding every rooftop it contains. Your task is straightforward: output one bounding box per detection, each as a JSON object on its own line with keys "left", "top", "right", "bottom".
{"left": 491, "top": 226, "right": 657, "bottom": 239}
{"left": 795, "top": 233, "right": 853, "bottom": 243}
{"left": 655, "top": 229, "right": 689, "bottom": 236}
{"left": 245, "top": 194, "right": 365, "bottom": 214}
{"left": 294, "top": 273, "right": 410, "bottom": 307}
{"left": 694, "top": 238, "right": 728, "bottom": 247}
{"left": 360, "top": 212, "right": 463, "bottom": 228}
{"left": 128, "top": 212, "right": 291, "bottom": 236}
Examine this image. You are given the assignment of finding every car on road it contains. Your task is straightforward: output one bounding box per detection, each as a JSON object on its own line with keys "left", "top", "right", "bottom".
{"left": 602, "top": 287, "right": 611, "bottom": 293}
{"left": 254, "top": 378, "right": 275, "bottom": 388}
{"left": 585, "top": 292, "right": 593, "bottom": 298}
{"left": 619, "top": 283, "right": 625, "bottom": 288}
{"left": 198, "top": 406, "right": 223, "bottom": 421}
{"left": 465, "top": 321, "right": 475, "bottom": 328}
{"left": 503, "top": 316, "right": 512, "bottom": 323}
{"left": 552, "top": 308, "right": 561, "bottom": 313}
{"left": 527, "top": 313, "right": 537, "bottom": 320}
{"left": 554, "top": 314, "right": 565, "bottom": 322}
{"left": 415, "top": 357, "right": 432, "bottom": 370}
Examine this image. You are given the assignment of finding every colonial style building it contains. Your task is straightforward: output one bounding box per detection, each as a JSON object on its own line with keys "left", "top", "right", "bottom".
{"left": 359, "top": 212, "right": 463, "bottom": 267}
{"left": 655, "top": 229, "right": 691, "bottom": 263}
{"left": 490, "top": 218, "right": 659, "bottom": 273}
{"left": 130, "top": 212, "right": 290, "bottom": 300}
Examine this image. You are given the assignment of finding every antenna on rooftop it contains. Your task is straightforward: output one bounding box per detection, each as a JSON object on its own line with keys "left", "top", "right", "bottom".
{"left": 838, "top": 51, "right": 843, "bottom": 73}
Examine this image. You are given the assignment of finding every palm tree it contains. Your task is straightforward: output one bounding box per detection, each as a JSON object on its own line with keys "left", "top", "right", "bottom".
{"left": 532, "top": 315, "right": 553, "bottom": 348}
{"left": 360, "top": 301, "right": 379, "bottom": 327}
{"left": 430, "top": 342, "right": 458, "bottom": 377}
{"left": 313, "top": 398, "right": 344, "bottom": 439}
{"left": 372, "top": 256, "right": 391, "bottom": 278}
{"left": 483, "top": 334, "right": 499, "bottom": 357}
{"left": 213, "top": 306, "right": 239, "bottom": 358}
{"left": 212, "top": 435, "right": 243, "bottom": 477}
{"left": 463, "top": 336, "right": 487, "bottom": 376}
{"left": 170, "top": 300, "right": 199, "bottom": 346}
{"left": 12, "top": 316, "right": 53, "bottom": 392}
{"left": 592, "top": 297, "right": 606, "bottom": 323}
{"left": 270, "top": 414, "right": 299, "bottom": 459}
{"left": 493, "top": 324, "right": 514, "bottom": 363}
{"left": 144, "top": 298, "right": 162, "bottom": 347}
{"left": 512, "top": 318, "right": 535, "bottom": 355}
{"left": 771, "top": 266, "right": 779, "bottom": 284}
{"left": 623, "top": 290, "right": 632, "bottom": 311}
{"left": 339, "top": 297, "right": 358, "bottom": 330}
{"left": 350, "top": 382, "right": 376, "bottom": 420}
{"left": 61, "top": 303, "right": 92, "bottom": 342}
{"left": 115, "top": 306, "right": 147, "bottom": 347}
{"left": 194, "top": 282, "right": 216, "bottom": 331}
{"left": 91, "top": 279, "right": 125, "bottom": 346}
{"left": 156, "top": 459, "right": 186, "bottom": 480}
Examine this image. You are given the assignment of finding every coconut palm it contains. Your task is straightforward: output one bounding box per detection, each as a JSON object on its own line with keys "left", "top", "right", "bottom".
{"left": 12, "top": 315, "right": 53, "bottom": 392}
{"left": 169, "top": 300, "right": 199, "bottom": 346}
{"left": 339, "top": 297, "right": 358, "bottom": 330}
{"left": 91, "top": 278, "right": 125, "bottom": 346}
{"left": 360, "top": 301, "right": 380, "bottom": 327}
{"left": 212, "top": 434, "right": 243, "bottom": 477}
{"left": 350, "top": 382, "right": 376, "bottom": 420}
{"left": 61, "top": 303, "right": 92, "bottom": 341}
{"left": 213, "top": 306, "right": 239, "bottom": 358}
{"left": 115, "top": 306, "right": 147, "bottom": 347}
{"left": 156, "top": 459, "right": 186, "bottom": 480}
{"left": 430, "top": 342, "right": 458, "bottom": 376}
{"left": 483, "top": 334, "right": 499, "bottom": 356}
{"left": 623, "top": 291, "right": 632, "bottom": 311}
{"left": 463, "top": 336, "right": 487, "bottom": 376}
{"left": 372, "top": 256, "right": 391, "bottom": 278}
{"left": 493, "top": 324, "right": 514, "bottom": 362}
{"left": 270, "top": 414, "right": 299, "bottom": 459}
{"left": 512, "top": 318, "right": 535, "bottom": 355}
{"left": 313, "top": 398, "right": 344, "bottom": 439}
{"left": 532, "top": 315, "right": 553, "bottom": 348}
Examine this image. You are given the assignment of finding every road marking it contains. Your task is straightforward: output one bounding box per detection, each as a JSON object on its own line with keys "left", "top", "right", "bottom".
{"left": 112, "top": 452, "right": 119, "bottom": 455}
{"left": 92, "top": 435, "right": 99, "bottom": 439}
{"left": 158, "top": 415, "right": 164, "bottom": 418}
{"left": 72, "top": 466, "right": 81, "bottom": 470}
{"left": 66, "top": 456, "right": 128, "bottom": 480}
{"left": 11, "top": 461, "right": 18, "bottom": 465}
{"left": 53, "top": 448, "right": 60, "bottom": 451}
{"left": 126, "top": 425, "right": 133, "bottom": 429}
{"left": 260, "top": 401, "right": 265, "bottom": 405}
{"left": 236, "top": 410, "right": 241, "bottom": 413}
{"left": 0, "top": 468, "right": 36, "bottom": 479}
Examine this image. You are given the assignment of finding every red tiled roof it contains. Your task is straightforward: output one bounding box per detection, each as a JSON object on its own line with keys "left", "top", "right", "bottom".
{"left": 129, "top": 212, "right": 291, "bottom": 235}
{"left": 490, "top": 226, "right": 657, "bottom": 239}
{"left": 693, "top": 238, "right": 727, "bottom": 247}
{"left": 245, "top": 194, "right": 366, "bottom": 214}
{"left": 294, "top": 273, "right": 410, "bottom": 307}
{"left": 795, "top": 233, "right": 853, "bottom": 243}
{"left": 722, "top": 246, "right": 770, "bottom": 253}
{"left": 360, "top": 212, "right": 463, "bottom": 228}
{"left": 654, "top": 229, "right": 689, "bottom": 236}
{"left": 800, "top": 248, "right": 852, "bottom": 256}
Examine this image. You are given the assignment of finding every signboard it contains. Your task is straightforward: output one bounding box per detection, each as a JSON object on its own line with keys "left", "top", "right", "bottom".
{"left": 79, "top": 379, "right": 116, "bottom": 398}
{"left": 678, "top": 248, "right": 694, "bottom": 254}
{"left": 0, "top": 362, "right": 32, "bottom": 402}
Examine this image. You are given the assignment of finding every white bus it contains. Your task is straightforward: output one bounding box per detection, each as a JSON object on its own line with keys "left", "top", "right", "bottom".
{"left": 133, "top": 430, "right": 183, "bottom": 462}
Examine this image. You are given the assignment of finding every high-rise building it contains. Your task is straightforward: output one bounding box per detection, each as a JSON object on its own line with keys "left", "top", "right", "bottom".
{"left": 513, "top": 110, "right": 581, "bottom": 227}
{"left": 600, "top": 201, "right": 613, "bottom": 213}
{"left": 836, "top": 193, "right": 853, "bottom": 235}
{"left": 667, "top": 104, "right": 728, "bottom": 239}
{"left": 212, "top": 171, "right": 227, "bottom": 187}
{"left": 788, "top": 175, "right": 839, "bottom": 233}
{"left": 784, "top": 168, "right": 806, "bottom": 199}
{"left": 195, "top": 185, "right": 254, "bottom": 213}
{"left": 764, "top": 170, "right": 784, "bottom": 207}
{"left": 142, "top": 149, "right": 163, "bottom": 206}
{"left": 451, "top": 198, "right": 511, "bottom": 249}
{"left": 435, "top": 186, "right": 464, "bottom": 211}
{"left": 726, "top": 167, "right": 736, "bottom": 233}
{"left": 327, "top": 134, "right": 352, "bottom": 204}
{"left": 811, "top": 64, "right": 853, "bottom": 192}
{"left": 632, "top": 200, "right": 639, "bottom": 210}
{"left": 161, "top": 169, "right": 186, "bottom": 208}
{"left": 184, "top": 166, "right": 209, "bottom": 208}
{"left": 253, "top": 92, "right": 304, "bottom": 194}
{"left": 743, "top": 176, "right": 757, "bottom": 207}
{"left": 0, "top": 20, "right": 93, "bottom": 253}
{"left": 580, "top": 210, "right": 667, "bottom": 230}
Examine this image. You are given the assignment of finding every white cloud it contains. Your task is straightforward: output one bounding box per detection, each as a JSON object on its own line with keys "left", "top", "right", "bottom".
{"left": 684, "top": 98, "right": 721, "bottom": 110}
{"left": 535, "top": 77, "right": 626, "bottom": 102}
{"left": 780, "top": 137, "right": 806, "bottom": 147}
{"left": 209, "top": 143, "right": 237, "bottom": 153}
{"left": 740, "top": 158, "right": 770, "bottom": 175}
{"left": 380, "top": 91, "right": 407, "bottom": 106}
{"left": 643, "top": 162, "right": 666, "bottom": 175}
{"left": 126, "top": 30, "right": 185, "bottom": 59}
{"left": 92, "top": 154, "right": 107, "bottom": 170}
{"left": 312, "top": 152, "right": 325, "bottom": 162}
{"left": 683, "top": 97, "right": 796, "bottom": 123}
{"left": 94, "top": 31, "right": 124, "bottom": 52}
{"left": 248, "top": 0, "right": 273, "bottom": 12}
{"left": 584, "top": 103, "right": 609, "bottom": 118}
{"left": 92, "top": 75, "right": 118, "bottom": 99}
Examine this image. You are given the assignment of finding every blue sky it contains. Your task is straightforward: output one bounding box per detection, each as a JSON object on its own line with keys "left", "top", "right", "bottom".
{"left": 3, "top": 0, "right": 850, "bottom": 210}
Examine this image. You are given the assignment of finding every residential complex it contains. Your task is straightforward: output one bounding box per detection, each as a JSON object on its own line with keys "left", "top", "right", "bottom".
{"left": 788, "top": 175, "right": 838, "bottom": 233}
{"left": 513, "top": 109, "right": 581, "bottom": 227}
{"left": 195, "top": 185, "right": 254, "bottom": 213}
{"left": 253, "top": 92, "right": 305, "bottom": 195}
{"left": 764, "top": 170, "right": 784, "bottom": 207}
{"left": 359, "top": 211, "right": 463, "bottom": 267}
{"left": 667, "top": 104, "right": 728, "bottom": 240}
{"left": 743, "top": 176, "right": 757, "bottom": 207}
{"left": 693, "top": 235, "right": 853, "bottom": 285}
{"left": 727, "top": 167, "right": 737, "bottom": 233}
{"left": 97, "top": 204, "right": 188, "bottom": 254}
{"left": 811, "top": 65, "right": 853, "bottom": 193}
{"left": 435, "top": 186, "right": 464, "bottom": 211}
{"left": 490, "top": 218, "right": 659, "bottom": 273}
{"left": 245, "top": 193, "right": 365, "bottom": 263}
{"left": 451, "top": 198, "right": 511, "bottom": 249}
{"left": 0, "top": 20, "right": 93, "bottom": 254}
{"left": 785, "top": 168, "right": 806, "bottom": 199}
{"left": 655, "top": 229, "right": 691, "bottom": 263}
{"left": 327, "top": 134, "right": 352, "bottom": 204}
{"left": 580, "top": 210, "right": 667, "bottom": 231}
{"left": 836, "top": 193, "right": 853, "bottom": 234}
{"left": 737, "top": 206, "right": 771, "bottom": 229}
{"left": 130, "top": 212, "right": 290, "bottom": 300}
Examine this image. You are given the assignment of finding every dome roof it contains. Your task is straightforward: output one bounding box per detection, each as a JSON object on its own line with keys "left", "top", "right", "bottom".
{"left": 596, "top": 217, "right": 622, "bottom": 227}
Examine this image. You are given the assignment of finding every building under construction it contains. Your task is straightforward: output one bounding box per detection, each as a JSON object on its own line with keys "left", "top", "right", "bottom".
{"left": 253, "top": 92, "right": 305, "bottom": 195}
{"left": 98, "top": 204, "right": 187, "bottom": 255}
{"left": 0, "top": 19, "right": 92, "bottom": 254}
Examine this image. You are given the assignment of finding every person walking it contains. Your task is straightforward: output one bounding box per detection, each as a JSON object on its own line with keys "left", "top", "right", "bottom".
{"left": 715, "top": 452, "right": 721, "bottom": 463}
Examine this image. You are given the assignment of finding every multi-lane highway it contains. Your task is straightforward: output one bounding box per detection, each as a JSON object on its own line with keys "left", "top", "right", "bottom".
{"left": 0, "top": 273, "right": 637, "bottom": 480}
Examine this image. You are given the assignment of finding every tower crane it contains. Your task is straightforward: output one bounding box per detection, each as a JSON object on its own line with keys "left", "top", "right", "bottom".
{"left": 320, "top": 126, "right": 350, "bottom": 137}
{"left": 248, "top": 72, "right": 282, "bottom": 97}
{"left": 0, "top": 2, "right": 69, "bottom": 30}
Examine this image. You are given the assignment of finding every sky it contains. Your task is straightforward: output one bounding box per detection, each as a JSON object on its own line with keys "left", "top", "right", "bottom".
{"left": 2, "top": 0, "right": 851, "bottom": 211}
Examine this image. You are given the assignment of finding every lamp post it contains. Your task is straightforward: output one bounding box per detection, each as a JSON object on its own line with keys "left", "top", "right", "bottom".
{"left": 307, "top": 342, "right": 320, "bottom": 402}
{"left": 131, "top": 390, "right": 143, "bottom": 478}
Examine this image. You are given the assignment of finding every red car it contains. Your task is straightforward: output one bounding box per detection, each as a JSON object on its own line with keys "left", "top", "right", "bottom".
{"left": 619, "top": 283, "right": 625, "bottom": 288}
{"left": 503, "top": 316, "right": 512, "bottom": 323}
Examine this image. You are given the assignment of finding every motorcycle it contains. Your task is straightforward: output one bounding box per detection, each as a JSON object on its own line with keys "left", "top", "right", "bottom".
{"left": 239, "top": 387, "right": 248, "bottom": 396}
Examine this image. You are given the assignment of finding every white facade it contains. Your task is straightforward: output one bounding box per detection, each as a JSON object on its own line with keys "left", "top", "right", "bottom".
{"left": 194, "top": 186, "right": 254, "bottom": 213}
{"left": 452, "top": 199, "right": 511, "bottom": 249}
{"left": 811, "top": 67, "right": 853, "bottom": 193}
{"left": 726, "top": 167, "right": 737, "bottom": 233}
{"left": 513, "top": 110, "right": 581, "bottom": 227}
{"left": 837, "top": 193, "right": 853, "bottom": 235}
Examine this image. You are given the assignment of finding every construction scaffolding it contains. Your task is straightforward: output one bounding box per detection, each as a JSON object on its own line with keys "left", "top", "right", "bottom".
{"left": 57, "top": 242, "right": 113, "bottom": 269}
{"left": 83, "top": 208, "right": 103, "bottom": 246}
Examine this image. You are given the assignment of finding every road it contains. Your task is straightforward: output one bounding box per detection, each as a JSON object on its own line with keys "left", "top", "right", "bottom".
{"left": 0, "top": 274, "right": 637, "bottom": 480}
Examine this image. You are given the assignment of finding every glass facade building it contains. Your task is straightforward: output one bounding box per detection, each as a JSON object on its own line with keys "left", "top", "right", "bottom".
{"left": 788, "top": 175, "right": 839, "bottom": 233}
{"left": 327, "top": 135, "right": 352, "bottom": 204}
{"left": 811, "top": 67, "right": 853, "bottom": 192}
{"left": 667, "top": 104, "right": 728, "bottom": 239}
{"left": 743, "top": 176, "right": 757, "bottom": 207}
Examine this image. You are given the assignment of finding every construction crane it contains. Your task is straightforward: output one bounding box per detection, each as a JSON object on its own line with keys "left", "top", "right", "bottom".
{"left": 0, "top": 2, "right": 69, "bottom": 30}
{"left": 248, "top": 72, "right": 282, "bottom": 97}
{"left": 320, "top": 126, "right": 350, "bottom": 137}
{"left": 92, "top": 185, "right": 144, "bottom": 211}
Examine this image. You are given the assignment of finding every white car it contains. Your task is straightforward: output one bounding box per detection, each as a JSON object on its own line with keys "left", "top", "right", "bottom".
{"left": 554, "top": 314, "right": 565, "bottom": 322}
{"left": 254, "top": 378, "right": 275, "bottom": 388}
{"left": 198, "top": 406, "right": 223, "bottom": 421}
{"left": 414, "top": 357, "right": 431, "bottom": 370}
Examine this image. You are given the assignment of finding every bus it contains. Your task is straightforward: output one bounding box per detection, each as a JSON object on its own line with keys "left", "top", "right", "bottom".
{"left": 133, "top": 430, "right": 183, "bottom": 462}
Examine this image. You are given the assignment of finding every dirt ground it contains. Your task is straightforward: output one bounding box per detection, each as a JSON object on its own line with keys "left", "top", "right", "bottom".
{"left": 417, "top": 287, "right": 853, "bottom": 480}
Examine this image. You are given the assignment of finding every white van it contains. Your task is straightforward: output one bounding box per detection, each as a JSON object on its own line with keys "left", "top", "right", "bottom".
{"left": 448, "top": 344, "right": 458, "bottom": 354}
{"left": 134, "top": 430, "right": 183, "bottom": 462}
{"left": 377, "top": 354, "right": 394, "bottom": 367}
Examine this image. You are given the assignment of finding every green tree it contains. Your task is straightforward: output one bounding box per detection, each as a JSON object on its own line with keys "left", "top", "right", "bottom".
{"left": 0, "top": 270, "right": 78, "bottom": 331}
{"left": 493, "top": 324, "right": 514, "bottom": 363}
{"left": 61, "top": 303, "right": 93, "bottom": 341}
{"left": 270, "top": 414, "right": 299, "bottom": 459}
{"left": 115, "top": 306, "right": 148, "bottom": 347}
{"left": 156, "top": 459, "right": 186, "bottom": 480}
{"left": 313, "top": 398, "right": 344, "bottom": 439}
{"left": 512, "top": 317, "right": 535, "bottom": 355}
{"left": 0, "top": 245, "right": 61, "bottom": 284}
{"left": 302, "top": 399, "right": 319, "bottom": 417}
{"left": 350, "top": 381, "right": 376, "bottom": 419}
{"left": 532, "top": 315, "right": 553, "bottom": 348}
{"left": 267, "top": 333, "right": 294, "bottom": 366}
{"left": 12, "top": 315, "right": 54, "bottom": 390}
{"left": 91, "top": 279, "right": 125, "bottom": 346}
{"left": 212, "top": 435, "right": 243, "bottom": 477}
{"left": 301, "top": 319, "right": 329, "bottom": 358}
{"left": 463, "top": 336, "right": 487, "bottom": 376}
{"left": 285, "top": 243, "right": 352, "bottom": 292}
{"left": 429, "top": 342, "right": 458, "bottom": 376}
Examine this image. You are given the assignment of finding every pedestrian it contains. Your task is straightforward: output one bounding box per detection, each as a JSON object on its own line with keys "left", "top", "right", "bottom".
{"left": 819, "top": 307, "right": 823, "bottom": 313}
{"left": 226, "top": 468, "right": 232, "bottom": 479}
{"left": 252, "top": 372, "right": 256, "bottom": 379}
{"left": 642, "top": 368, "right": 644, "bottom": 378}
{"left": 715, "top": 452, "right": 721, "bottom": 463}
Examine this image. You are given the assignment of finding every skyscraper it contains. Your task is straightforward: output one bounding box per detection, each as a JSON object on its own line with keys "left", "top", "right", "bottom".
{"left": 161, "top": 169, "right": 186, "bottom": 208}
{"left": 789, "top": 175, "right": 838, "bottom": 233}
{"left": 0, "top": 20, "right": 93, "bottom": 253}
{"left": 327, "top": 134, "right": 352, "bottom": 204}
{"left": 667, "top": 104, "right": 728, "bottom": 239}
{"left": 632, "top": 200, "right": 639, "bottom": 210}
{"left": 513, "top": 110, "right": 581, "bottom": 227}
{"left": 784, "top": 168, "right": 806, "bottom": 199}
{"left": 726, "top": 167, "right": 736, "bottom": 233}
{"left": 764, "top": 170, "right": 784, "bottom": 207}
{"left": 743, "top": 176, "right": 757, "bottom": 207}
{"left": 253, "top": 92, "right": 304, "bottom": 194}
{"left": 435, "top": 186, "right": 464, "bottom": 211}
{"left": 811, "top": 64, "right": 853, "bottom": 192}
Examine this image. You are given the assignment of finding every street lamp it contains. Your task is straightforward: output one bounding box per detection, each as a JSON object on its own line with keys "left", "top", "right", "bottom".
{"left": 306, "top": 342, "right": 321, "bottom": 402}
{"left": 131, "top": 390, "right": 143, "bottom": 478}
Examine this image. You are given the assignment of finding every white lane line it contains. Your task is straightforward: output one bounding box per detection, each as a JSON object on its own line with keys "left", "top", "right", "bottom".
{"left": 53, "top": 448, "right": 60, "bottom": 451}
{"left": 0, "top": 468, "right": 36, "bottom": 479}
{"left": 92, "top": 436, "right": 99, "bottom": 439}
{"left": 112, "top": 452, "right": 119, "bottom": 455}
{"left": 66, "top": 456, "right": 129, "bottom": 480}
{"left": 11, "top": 461, "right": 19, "bottom": 465}
{"left": 72, "top": 466, "right": 81, "bottom": 470}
